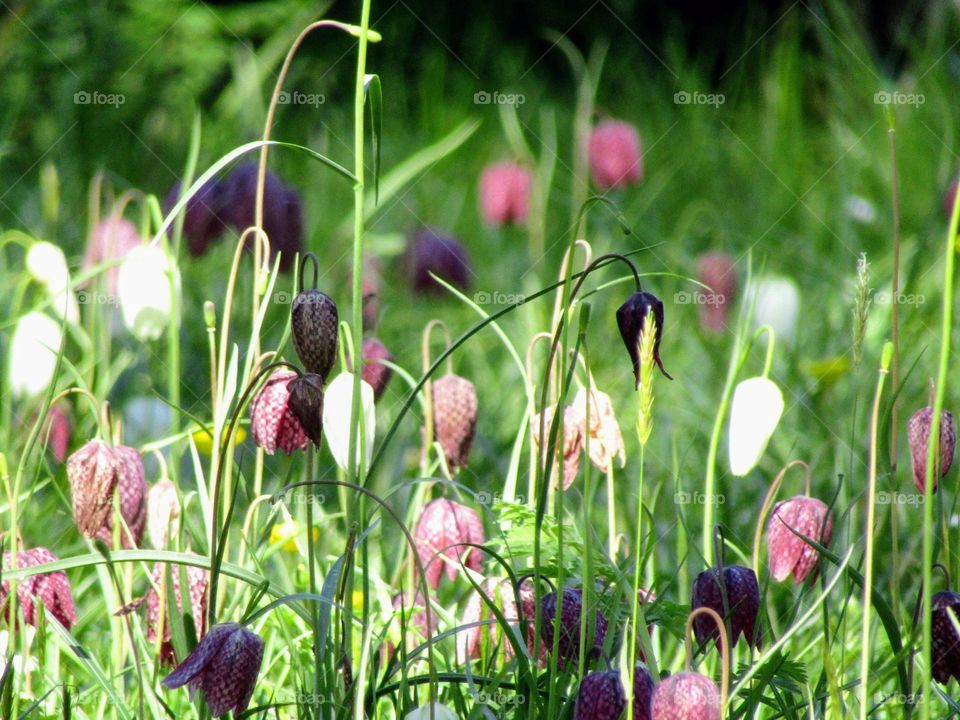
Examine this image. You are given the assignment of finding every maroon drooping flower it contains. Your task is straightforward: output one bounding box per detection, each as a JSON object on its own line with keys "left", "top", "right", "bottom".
{"left": 250, "top": 370, "right": 310, "bottom": 455}
{"left": 431, "top": 373, "right": 478, "bottom": 470}
{"left": 95, "top": 445, "right": 148, "bottom": 548}
{"left": 414, "top": 499, "right": 485, "bottom": 589}
{"left": 359, "top": 337, "right": 393, "bottom": 401}
{"left": 573, "top": 670, "right": 625, "bottom": 720}
{"left": 633, "top": 663, "right": 655, "bottom": 720}
{"left": 479, "top": 162, "right": 533, "bottom": 226}
{"left": 162, "top": 622, "right": 264, "bottom": 717}
{"left": 67, "top": 439, "right": 121, "bottom": 538}
{"left": 932, "top": 590, "right": 960, "bottom": 685}
{"left": 221, "top": 164, "right": 303, "bottom": 271}
{"left": 651, "top": 671, "right": 720, "bottom": 720}
{"left": 588, "top": 120, "right": 643, "bottom": 189}
{"left": 540, "top": 587, "right": 608, "bottom": 667}
{"left": 766, "top": 495, "right": 832, "bottom": 584}
{"left": 286, "top": 373, "right": 325, "bottom": 448}
{"left": 164, "top": 179, "right": 228, "bottom": 257}
{"left": 616, "top": 291, "right": 671, "bottom": 386}
{"left": 457, "top": 577, "right": 540, "bottom": 663}
{"left": 1, "top": 547, "right": 76, "bottom": 629}
{"left": 691, "top": 565, "right": 761, "bottom": 652}
{"left": 43, "top": 403, "right": 71, "bottom": 462}
{"left": 908, "top": 407, "right": 956, "bottom": 494}
{"left": 145, "top": 562, "right": 209, "bottom": 665}
{"left": 291, "top": 289, "right": 338, "bottom": 382}
{"left": 404, "top": 228, "right": 472, "bottom": 295}
{"left": 696, "top": 252, "right": 738, "bottom": 333}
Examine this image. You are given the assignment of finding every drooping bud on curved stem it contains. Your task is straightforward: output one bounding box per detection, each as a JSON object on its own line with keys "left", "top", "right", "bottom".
{"left": 685, "top": 606, "right": 729, "bottom": 712}
{"left": 751, "top": 460, "right": 810, "bottom": 575}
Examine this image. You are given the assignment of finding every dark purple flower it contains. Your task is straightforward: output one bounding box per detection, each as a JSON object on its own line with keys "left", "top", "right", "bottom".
{"left": 692, "top": 564, "right": 761, "bottom": 652}
{"left": 540, "top": 587, "right": 607, "bottom": 668}
{"left": 616, "top": 291, "right": 671, "bottom": 386}
{"left": 404, "top": 228, "right": 472, "bottom": 295}
{"left": 291, "top": 289, "right": 339, "bottom": 381}
{"left": 633, "top": 663, "right": 655, "bottom": 720}
{"left": 574, "top": 670, "right": 625, "bottom": 720}
{"left": 286, "top": 373, "right": 325, "bottom": 448}
{"left": 932, "top": 590, "right": 960, "bottom": 685}
{"left": 162, "top": 622, "right": 264, "bottom": 717}
{"left": 164, "top": 179, "right": 228, "bottom": 257}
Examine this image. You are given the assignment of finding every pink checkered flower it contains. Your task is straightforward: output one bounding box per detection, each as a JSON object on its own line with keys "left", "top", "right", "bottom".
{"left": 1, "top": 547, "right": 76, "bottom": 629}
{"left": 766, "top": 495, "right": 832, "bottom": 584}
{"left": 67, "top": 439, "right": 121, "bottom": 538}
{"left": 250, "top": 369, "right": 310, "bottom": 455}
{"left": 95, "top": 445, "right": 148, "bottom": 548}
{"left": 145, "top": 562, "right": 209, "bottom": 665}
{"left": 414, "top": 499, "right": 485, "bottom": 589}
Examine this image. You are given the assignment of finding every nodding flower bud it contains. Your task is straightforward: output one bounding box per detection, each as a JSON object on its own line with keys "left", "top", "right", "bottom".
{"left": 633, "top": 664, "right": 655, "bottom": 720}
{"left": 479, "top": 162, "right": 533, "bottom": 226}
{"left": 413, "top": 498, "right": 485, "bottom": 589}
{"left": 540, "top": 587, "right": 608, "bottom": 668}
{"left": 766, "top": 495, "right": 832, "bottom": 584}
{"left": 405, "top": 228, "right": 472, "bottom": 295}
{"left": 95, "top": 445, "right": 148, "bottom": 549}
{"left": 162, "top": 622, "right": 264, "bottom": 718}
{"left": 651, "top": 671, "right": 721, "bottom": 720}
{"left": 431, "top": 373, "right": 478, "bottom": 471}
{"left": 691, "top": 565, "right": 761, "bottom": 653}
{"left": 286, "top": 373, "right": 325, "bottom": 448}
{"left": 164, "top": 179, "right": 228, "bottom": 257}
{"left": 1, "top": 547, "right": 77, "bottom": 629}
{"left": 291, "top": 289, "right": 338, "bottom": 382}
{"left": 67, "top": 440, "right": 121, "bottom": 538}
{"left": 932, "top": 590, "right": 960, "bottom": 685}
{"left": 616, "top": 291, "right": 671, "bottom": 386}
{"left": 573, "top": 670, "right": 626, "bottom": 720}
{"left": 588, "top": 119, "right": 643, "bottom": 189}
{"left": 908, "top": 407, "right": 956, "bottom": 494}
{"left": 250, "top": 370, "right": 310, "bottom": 455}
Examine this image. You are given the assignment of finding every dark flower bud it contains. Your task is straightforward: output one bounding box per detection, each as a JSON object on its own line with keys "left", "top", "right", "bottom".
{"left": 932, "top": 590, "right": 960, "bottom": 685}
{"left": 633, "top": 663, "right": 655, "bottom": 720}
{"left": 404, "top": 228, "right": 472, "bottom": 295}
{"left": 540, "top": 587, "right": 607, "bottom": 668}
{"left": 287, "top": 373, "right": 325, "bottom": 447}
{"left": 616, "top": 291, "right": 671, "bottom": 387}
{"left": 291, "top": 290, "right": 339, "bottom": 382}
{"left": 691, "top": 564, "right": 761, "bottom": 652}
{"left": 573, "top": 670, "right": 625, "bottom": 720}
{"left": 164, "top": 179, "right": 228, "bottom": 257}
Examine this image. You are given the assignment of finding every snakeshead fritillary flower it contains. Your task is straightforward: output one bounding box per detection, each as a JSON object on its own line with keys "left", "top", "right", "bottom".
{"left": 574, "top": 670, "right": 626, "bottom": 720}
{"left": 117, "top": 244, "right": 178, "bottom": 342}
{"left": 43, "top": 403, "right": 71, "bottom": 463}
{"left": 747, "top": 276, "right": 800, "bottom": 346}
{"left": 358, "top": 337, "right": 394, "bottom": 401}
{"left": 404, "top": 703, "right": 458, "bottom": 720}
{"left": 479, "top": 162, "right": 533, "bottom": 226}
{"left": 414, "top": 498, "right": 485, "bottom": 589}
{"left": 570, "top": 388, "right": 626, "bottom": 475}
{"left": 95, "top": 446, "right": 148, "bottom": 548}
{"left": 457, "top": 577, "right": 539, "bottom": 663}
{"left": 26, "top": 241, "right": 78, "bottom": 323}
{"left": 531, "top": 404, "right": 583, "bottom": 490}
{"left": 908, "top": 407, "right": 956, "bottom": 494}
{"left": 651, "top": 671, "right": 720, "bottom": 720}
{"left": 147, "top": 479, "right": 181, "bottom": 549}
{"left": 162, "top": 622, "right": 264, "bottom": 717}
{"left": 588, "top": 119, "right": 643, "bottom": 189}
{"left": 932, "top": 590, "right": 960, "bottom": 685}
{"left": 633, "top": 663, "right": 655, "bottom": 720}
{"left": 696, "top": 252, "right": 737, "bottom": 333}
{"left": 67, "top": 440, "right": 121, "bottom": 538}
{"left": 290, "top": 289, "right": 338, "bottom": 382}
{"left": 767, "top": 495, "right": 832, "bottom": 584}
{"left": 728, "top": 376, "right": 784, "bottom": 476}
{"left": 250, "top": 370, "right": 310, "bottom": 455}
{"left": 322, "top": 372, "right": 376, "bottom": 473}
{"left": 9, "top": 311, "right": 62, "bottom": 398}
{"left": 85, "top": 215, "right": 142, "bottom": 294}
{"left": 286, "top": 373, "right": 325, "bottom": 448}
{"left": 431, "top": 373, "right": 478, "bottom": 471}
{"left": 691, "top": 565, "right": 761, "bottom": 652}
{"left": 145, "top": 562, "right": 208, "bottom": 665}
{"left": 404, "top": 228, "right": 472, "bottom": 295}
{"left": 616, "top": 291, "right": 671, "bottom": 386}
{"left": 1, "top": 547, "right": 76, "bottom": 629}
{"left": 540, "top": 587, "right": 607, "bottom": 668}
{"left": 164, "top": 179, "right": 228, "bottom": 257}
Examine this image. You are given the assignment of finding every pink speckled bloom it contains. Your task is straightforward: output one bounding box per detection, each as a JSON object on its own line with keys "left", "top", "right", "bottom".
{"left": 250, "top": 370, "right": 310, "bottom": 455}
{"left": 1, "top": 547, "right": 77, "bottom": 629}
{"left": 766, "top": 495, "right": 832, "bottom": 584}
{"left": 479, "top": 162, "right": 533, "bottom": 226}
{"left": 162, "top": 622, "right": 264, "bottom": 717}
{"left": 67, "top": 439, "right": 121, "bottom": 538}
{"left": 146, "top": 562, "right": 208, "bottom": 664}
{"left": 414, "top": 499, "right": 485, "bottom": 589}
{"left": 588, "top": 120, "right": 643, "bottom": 189}
{"left": 651, "top": 672, "right": 720, "bottom": 720}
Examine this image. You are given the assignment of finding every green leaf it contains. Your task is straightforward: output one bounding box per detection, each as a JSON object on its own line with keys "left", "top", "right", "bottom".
{"left": 364, "top": 74, "right": 383, "bottom": 204}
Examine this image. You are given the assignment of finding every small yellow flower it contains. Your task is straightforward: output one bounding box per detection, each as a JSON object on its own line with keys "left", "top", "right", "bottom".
{"left": 192, "top": 426, "right": 247, "bottom": 455}
{"left": 802, "top": 356, "right": 850, "bottom": 388}
{"left": 269, "top": 519, "right": 319, "bottom": 553}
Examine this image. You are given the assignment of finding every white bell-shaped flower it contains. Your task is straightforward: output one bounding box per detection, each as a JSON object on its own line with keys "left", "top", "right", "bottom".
{"left": 117, "top": 245, "right": 177, "bottom": 341}
{"left": 728, "top": 376, "right": 784, "bottom": 476}
{"left": 26, "top": 241, "right": 78, "bottom": 323}
{"left": 747, "top": 276, "right": 799, "bottom": 346}
{"left": 322, "top": 372, "right": 376, "bottom": 473}
{"left": 404, "top": 704, "right": 458, "bottom": 720}
{"left": 9, "top": 311, "right": 62, "bottom": 397}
